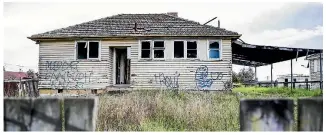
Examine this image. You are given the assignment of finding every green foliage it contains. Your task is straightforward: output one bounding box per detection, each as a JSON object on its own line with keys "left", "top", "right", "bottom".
{"left": 233, "top": 67, "right": 255, "bottom": 83}
{"left": 233, "top": 86, "right": 322, "bottom": 98}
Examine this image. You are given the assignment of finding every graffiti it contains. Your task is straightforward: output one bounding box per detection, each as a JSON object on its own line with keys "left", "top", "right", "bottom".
{"left": 46, "top": 61, "right": 79, "bottom": 71}
{"left": 195, "top": 65, "right": 224, "bottom": 90}
{"left": 42, "top": 61, "right": 99, "bottom": 89}
{"left": 154, "top": 71, "right": 180, "bottom": 89}
{"left": 223, "top": 80, "right": 232, "bottom": 91}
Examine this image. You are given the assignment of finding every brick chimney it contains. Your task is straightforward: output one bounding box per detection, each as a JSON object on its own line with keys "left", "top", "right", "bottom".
{"left": 167, "top": 12, "right": 178, "bottom": 17}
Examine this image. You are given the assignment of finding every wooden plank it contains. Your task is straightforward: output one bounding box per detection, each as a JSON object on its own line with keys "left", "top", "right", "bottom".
{"left": 30, "top": 98, "right": 62, "bottom": 131}
{"left": 298, "top": 98, "right": 323, "bottom": 131}
{"left": 4, "top": 98, "right": 32, "bottom": 131}
{"left": 64, "top": 98, "right": 98, "bottom": 131}
{"left": 240, "top": 99, "right": 294, "bottom": 131}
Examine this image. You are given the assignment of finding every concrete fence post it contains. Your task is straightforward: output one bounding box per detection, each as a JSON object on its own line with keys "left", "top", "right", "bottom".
{"left": 240, "top": 99, "right": 294, "bottom": 131}
{"left": 298, "top": 98, "right": 323, "bottom": 131}
{"left": 4, "top": 97, "right": 98, "bottom": 131}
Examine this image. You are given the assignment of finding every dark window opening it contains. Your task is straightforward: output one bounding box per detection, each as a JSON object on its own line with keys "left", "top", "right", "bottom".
{"left": 154, "top": 41, "right": 164, "bottom": 58}
{"left": 141, "top": 41, "right": 151, "bottom": 58}
{"left": 154, "top": 50, "right": 164, "bottom": 58}
{"left": 58, "top": 89, "right": 63, "bottom": 93}
{"left": 187, "top": 41, "right": 197, "bottom": 58}
{"left": 284, "top": 78, "right": 288, "bottom": 87}
{"left": 77, "top": 42, "right": 87, "bottom": 59}
{"left": 89, "top": 42, "right": 99, "bottom": 58}
{"left": 174, "top": 41, "right": 184, "bottom": 58}
{"left": 91, "top": 89, "right": 97, "bottom": 94}
{"left": 208, "top": 41, "right": 220, "bottom": 59}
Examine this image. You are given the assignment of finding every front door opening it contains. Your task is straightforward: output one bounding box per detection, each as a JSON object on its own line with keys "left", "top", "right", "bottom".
{"left": 115, "top": 48, "right": 130, "bottom": 84}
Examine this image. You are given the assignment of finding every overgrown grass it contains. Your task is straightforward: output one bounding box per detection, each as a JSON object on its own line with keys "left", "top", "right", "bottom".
{"left": 96, "top": 87, "right": 322, "bottom": 131}
{"left": 233, "top": 86, "right": 322, "bottom": 98}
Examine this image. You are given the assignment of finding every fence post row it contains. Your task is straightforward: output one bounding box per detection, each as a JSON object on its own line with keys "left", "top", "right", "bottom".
{"left": 240, "top": 98, "right": 323, "bottom": 131}
{"left": 4, "top": 97, "right": 98, "bottom": 131}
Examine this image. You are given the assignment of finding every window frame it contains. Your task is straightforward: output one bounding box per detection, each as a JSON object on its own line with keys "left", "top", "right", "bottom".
{"left": 207, "top": 40, "right": 222, "bottom": 60}
{"left": 172, "top": 40, "right": 198, "bottom": 59}
{"left": 140, "top": 40, "right": 152, "bottom": 59}
{"left": 173, "top": 40, "right": 186, "bottom": 59}
{"left": 75, "top": 40, "right": 101, "bottom": 61}
{"left": 152, "top": 40, "right": 165, "bottom": 60}
{"left": 186, "top": 40, "right": 198, "bottom": 59}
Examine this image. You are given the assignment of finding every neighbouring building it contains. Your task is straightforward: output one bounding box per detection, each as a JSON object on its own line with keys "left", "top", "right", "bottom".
{"left": 276, "top": 74, "right": 310, "bottom": 89}
{"left": 28, "top": 13, "right": 241, "bottom": 94}
{"left": 306, "top": 53, "right": 323, "bottom": 89}
{"left": 4, "top": 71, "right": 29, "bottom": 81}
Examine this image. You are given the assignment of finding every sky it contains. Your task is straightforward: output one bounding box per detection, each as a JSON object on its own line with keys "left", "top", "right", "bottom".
{"left": 3, "top": 2, "right": 323, "bottom": 81}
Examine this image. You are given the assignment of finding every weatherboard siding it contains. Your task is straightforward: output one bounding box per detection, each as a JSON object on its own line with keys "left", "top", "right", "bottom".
{"left": 38, "top": 39, "right": 232, "bottom": 91}
{"left": 130, "top": 39, "right": 232, "bottom": 90}
{"left": 309, "top": 57, "right": 323, "bottom": 89}
{"left": 38, "top": 41, "right": 110, "bottom": 90}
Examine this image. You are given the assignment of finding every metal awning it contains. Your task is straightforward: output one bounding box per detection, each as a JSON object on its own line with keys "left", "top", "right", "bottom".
{"left": 232, "top": 39, "right": 323, "bottom": 67}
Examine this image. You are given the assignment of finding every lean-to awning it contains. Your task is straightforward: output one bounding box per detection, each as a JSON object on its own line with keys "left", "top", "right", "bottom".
{"left": 232, "top": 39, "right": 323, "bottom": 67}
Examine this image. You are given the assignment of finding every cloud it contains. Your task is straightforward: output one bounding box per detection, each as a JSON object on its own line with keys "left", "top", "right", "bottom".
{"left": 241, "top": 26, "right": 323, "bottom": 49}
{"left": 247, "top": 2, "right": 323, "bottom": 32}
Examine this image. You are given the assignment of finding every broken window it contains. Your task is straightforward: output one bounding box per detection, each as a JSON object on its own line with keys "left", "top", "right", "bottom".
{"left": 153, "top": 41, "right": 164, "bottom": 58}
{"left": 58, "top": 89, "right": 63, "bottom": 93}
{"left": 187, "top": 41, "right": 197, "bottom": 58}
{"left": 77, "top": 42, "right": 87, "bottom": 59}
{"left": 76, "top": 41, "right": 100, "bottom": 60}
{"left": 89, "top": 42, "right": 99, "bottom": 58}
{"left": 141, "top": 41, "right": 151, "bottom": 58}
{"left": 174, "top": 41, "right": 184, "bottom": 58}
{"left": 208, "top": 41, "right": 221, "bottom": 59}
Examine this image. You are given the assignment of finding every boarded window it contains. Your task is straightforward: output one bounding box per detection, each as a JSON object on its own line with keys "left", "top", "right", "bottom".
{"left": 153, "top": 41, "right": 164, "bottom": 58}
{"left": 141, "top": 41, "right": 151, "bottom": 58}
{"left": 174, "top": 41, "right": 184, "bottom": 58}
{"left": 77, "top": 42, "right": 87, "bottom": 59}
{"left": 89, "top": 42, "right": 99, "bottom": 58}
{"left": 208, "top": 41, "right": 220, "bottom": 59}
{"left": 187, "top": 41, "right": 197, "bottom": 58}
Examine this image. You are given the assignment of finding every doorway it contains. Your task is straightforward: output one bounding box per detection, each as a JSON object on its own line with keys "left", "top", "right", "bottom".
{"left": 114, "top": 48, "right": 130, "bottom": 85}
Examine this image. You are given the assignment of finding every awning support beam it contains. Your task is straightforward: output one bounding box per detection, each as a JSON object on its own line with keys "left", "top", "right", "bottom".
{"left": 291, "top": 59, "right": 293, "bottom": 92}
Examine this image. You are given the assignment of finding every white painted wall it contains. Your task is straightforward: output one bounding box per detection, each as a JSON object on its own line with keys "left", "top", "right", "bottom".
{"left": 38, "top": 38, "right": 232, "bottom": 91}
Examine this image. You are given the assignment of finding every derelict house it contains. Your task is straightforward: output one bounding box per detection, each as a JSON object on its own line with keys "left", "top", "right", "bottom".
{"left": 28, "top": 13, "right": 241, "bottom": 94}
{"left": 306, "top": 53, "right": 323, "bottom": 89}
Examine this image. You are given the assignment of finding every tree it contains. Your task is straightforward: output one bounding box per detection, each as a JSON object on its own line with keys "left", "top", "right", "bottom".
{"left": 232, "top": 71, "right": 239, "bottom": 83}
{"left": 27, "top": 69, "right": 35, "bottom": 78}
{"left": 235, "top": 67, "right": 255, "bottom": 83}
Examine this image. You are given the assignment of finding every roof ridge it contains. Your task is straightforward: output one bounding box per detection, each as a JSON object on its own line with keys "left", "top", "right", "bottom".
{"left": 162, "top": 13, "right": 201, "bottom": 25}
{"left": 162, "top": 13, "right": 240, "bottom": 35}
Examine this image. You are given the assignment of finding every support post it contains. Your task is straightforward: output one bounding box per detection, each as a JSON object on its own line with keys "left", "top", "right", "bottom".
{"left": 291, "top": 59, "right": 293, "bottom": 92}
{"left": 271, "top": 64, "right": 273, "bottom": 87}
{"left": 319, "top": 53, "right": 323, "bottom": 90}
{"left": 255, "top": 66, "right": 257, "bottom": 81}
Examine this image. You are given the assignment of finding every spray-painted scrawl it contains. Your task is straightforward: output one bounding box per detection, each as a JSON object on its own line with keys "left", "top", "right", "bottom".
{"left": 42, "top": 61, "right": 98, "bottom": 89}
{"left": 154, "top": 71, "right": 180, "bottom": 89}
{"left": 195, "top": 65, "right": 224, "bottom": 90}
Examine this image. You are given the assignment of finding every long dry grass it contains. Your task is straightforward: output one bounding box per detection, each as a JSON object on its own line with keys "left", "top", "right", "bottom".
{"left": 96, "top": 90, "right": 240, "bottom": 131}
{"left": 96, "top": 88, "right": 321, "bottom": 131}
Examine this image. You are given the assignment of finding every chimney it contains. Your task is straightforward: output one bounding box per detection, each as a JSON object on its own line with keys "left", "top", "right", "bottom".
{"left": 167, "top": 12, "right": 178, "bottom": 17}
{"left": 218, "top": 20, "right": 220, "bottom": 28}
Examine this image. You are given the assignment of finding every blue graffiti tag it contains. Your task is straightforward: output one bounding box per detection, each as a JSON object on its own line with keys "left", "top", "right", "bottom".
{"left": 195, "top": 65, "right": 223, "bottom": 90}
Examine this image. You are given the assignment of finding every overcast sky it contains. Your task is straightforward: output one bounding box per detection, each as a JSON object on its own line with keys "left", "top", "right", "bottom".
{"left": 3, "top": 2, "right": 323, "bottom": 81}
